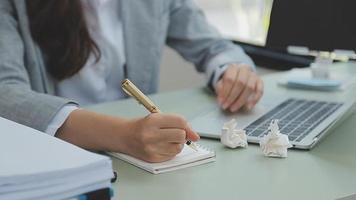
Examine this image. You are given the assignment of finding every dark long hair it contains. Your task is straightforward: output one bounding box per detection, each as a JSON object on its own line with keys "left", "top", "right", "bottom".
{"left": 26, "top": 0, "right": 101, "bottom": 80}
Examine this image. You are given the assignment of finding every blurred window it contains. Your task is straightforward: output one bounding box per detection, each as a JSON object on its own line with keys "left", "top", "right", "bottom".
{"left": 194, "top": 0, "right": 273, "bottom": 46}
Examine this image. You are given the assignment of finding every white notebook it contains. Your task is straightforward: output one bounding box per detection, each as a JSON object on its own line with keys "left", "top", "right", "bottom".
{"left": 109, "top": 144, "right": 215, "bottom": 174}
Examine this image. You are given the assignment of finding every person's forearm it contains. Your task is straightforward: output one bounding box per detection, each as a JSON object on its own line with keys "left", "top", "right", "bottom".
{"left": 55, "top": 109, "right": 200, "bottom": 163}
{"left": 56, "top": 109, "right": 133, "bottom": 152}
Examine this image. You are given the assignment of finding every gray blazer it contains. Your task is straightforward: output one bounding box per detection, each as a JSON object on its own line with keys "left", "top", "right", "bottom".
{"left": 0, "top": 0, "right": 253, "bottom": 132}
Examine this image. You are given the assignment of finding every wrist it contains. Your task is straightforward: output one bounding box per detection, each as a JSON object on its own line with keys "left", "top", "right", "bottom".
{"left": 57, "top": 109, "right": 133, "bottom": 153}
{"left": 104, "top": 117, "right": 139, "bottom": 153}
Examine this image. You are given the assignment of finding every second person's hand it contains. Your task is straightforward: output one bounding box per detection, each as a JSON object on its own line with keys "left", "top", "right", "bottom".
{"left": 215, "top": 64, "right": 264, "bottom": 112}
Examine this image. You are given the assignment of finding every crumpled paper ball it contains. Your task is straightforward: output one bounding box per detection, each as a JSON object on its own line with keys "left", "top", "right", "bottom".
{"left": 221, "top": 119, "right": 248, "bottom": 149}
{"left": 260, "top": 119, "right": 292, "bottom": 158}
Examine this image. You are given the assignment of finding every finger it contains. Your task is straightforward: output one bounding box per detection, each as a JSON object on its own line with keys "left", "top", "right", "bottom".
{"left": 153, "top": 114, "right": 200, "bottom": 141}
{"left": 185, "top": 124, "right": 200, "bottom": 142}
{"left": 215, "top": 80, "right": 224, "bottom": 105}
{"left": 230, "top": 74, "right": 257, "bottom": 112}
{"left": 156, "top": 143, "right": 184, "bottom": 156}
{"left": 159, "top": 129, "right": 187, "bottom": 143}
{"left": 220, "top": 66, "right": 238, "bottom": 106}
{"left": 222, "top": 67, "right": 250, "bottom": 110}
{"left": 165, "top": 143, "right": 184, "bottom": 155}
{"left": 150, "top": 114, "right": 187, "bottom": 129}
{"left": 246, "top": 79, "right": 264, "bottom": 110}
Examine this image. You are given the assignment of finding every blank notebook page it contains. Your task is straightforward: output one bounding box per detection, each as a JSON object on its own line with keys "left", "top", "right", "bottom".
{"left": 109, "top": 145, "right": 215, "bottom": 174}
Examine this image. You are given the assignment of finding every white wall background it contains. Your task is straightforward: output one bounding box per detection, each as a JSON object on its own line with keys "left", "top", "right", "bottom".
{"left": 159, "top": 47, "right": 205, "bottom": 92}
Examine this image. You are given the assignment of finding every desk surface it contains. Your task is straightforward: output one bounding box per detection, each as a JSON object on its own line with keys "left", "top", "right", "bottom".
{"left": 88, "top": 62, "right": 356, "bottom": 200}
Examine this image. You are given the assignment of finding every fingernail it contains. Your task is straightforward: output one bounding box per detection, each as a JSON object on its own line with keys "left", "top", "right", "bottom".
{"left": 232, "top": 104, "right": 240, "bottom": 112}
{"left": 222, "top": 103, "right": 229, "bottom": 110}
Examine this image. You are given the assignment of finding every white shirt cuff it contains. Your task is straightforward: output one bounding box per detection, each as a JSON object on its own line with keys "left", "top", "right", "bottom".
{"left": 45, "top": 104, "right": 79, "bottom": 136}
{"left": 211, "top": 64, "right": 229, "bottom": 90}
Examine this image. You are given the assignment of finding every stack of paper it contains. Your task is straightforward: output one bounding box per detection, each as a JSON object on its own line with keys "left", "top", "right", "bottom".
{"left": 0, "top": 117, "right": 114, "bottom": 200}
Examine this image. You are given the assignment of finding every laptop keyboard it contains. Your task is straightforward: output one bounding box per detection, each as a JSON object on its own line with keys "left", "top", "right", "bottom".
{"left": 245, "top": 99, "right": 343, "bottom": 142}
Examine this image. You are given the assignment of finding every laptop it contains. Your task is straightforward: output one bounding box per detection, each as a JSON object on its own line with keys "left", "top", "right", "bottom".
{"left": 190, "top": 0, "right": 356, "bottom": 150}
{"left": 190, "top": 96, "right": 354, "bottom": 149}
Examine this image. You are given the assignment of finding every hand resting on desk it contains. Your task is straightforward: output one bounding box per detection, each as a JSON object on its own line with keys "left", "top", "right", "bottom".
{"left": 216, "top": 64, "right": 264, "bottom": 112}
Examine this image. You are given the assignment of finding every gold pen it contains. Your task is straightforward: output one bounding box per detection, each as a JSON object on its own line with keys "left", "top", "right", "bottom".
{"left": 121, "top": 79, "right": 198, "bottom": 151}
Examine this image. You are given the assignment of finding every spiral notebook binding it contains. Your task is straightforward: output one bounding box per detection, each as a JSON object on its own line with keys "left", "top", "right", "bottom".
{"left": 194, "top": 143, "right": 215, "bottom": 154}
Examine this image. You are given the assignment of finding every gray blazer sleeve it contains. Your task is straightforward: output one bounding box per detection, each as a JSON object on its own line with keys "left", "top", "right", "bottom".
{"left": 0, "top": 1, "right": 75, "bottom": 132}
{"left": 166, "top": 0, "right": 254, "bottom": 73}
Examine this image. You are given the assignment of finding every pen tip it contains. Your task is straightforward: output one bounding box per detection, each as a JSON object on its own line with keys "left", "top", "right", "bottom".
{"left": 188, "top": 142, "right": 199, "bottom": 151}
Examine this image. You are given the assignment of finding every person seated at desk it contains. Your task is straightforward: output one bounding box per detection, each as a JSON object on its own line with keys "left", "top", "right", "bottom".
{"left": 0, "top": 0, "right": 263, "bottom": 162}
